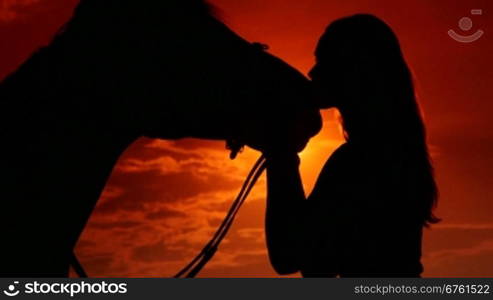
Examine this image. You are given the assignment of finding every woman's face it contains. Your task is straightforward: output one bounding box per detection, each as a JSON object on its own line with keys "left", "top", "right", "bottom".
{"left": 308, "top": 51, "right": 357, "bottom": 111}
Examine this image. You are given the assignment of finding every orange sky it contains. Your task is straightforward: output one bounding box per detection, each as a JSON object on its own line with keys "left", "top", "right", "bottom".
{"left": 1, "top": 0, "right": 492, "bottom": 277}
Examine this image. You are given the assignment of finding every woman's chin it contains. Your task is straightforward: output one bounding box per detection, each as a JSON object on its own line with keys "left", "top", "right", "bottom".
{"left": 319, "top": 104, "right": 336, "bottom": 109}
{"left": 313, "top": 95, "right": 338, "bottom": 109}
{"left": 316, "top": 101, "right": 337, "bottom": 109}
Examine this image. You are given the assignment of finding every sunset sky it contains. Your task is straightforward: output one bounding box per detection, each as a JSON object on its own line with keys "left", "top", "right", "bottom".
{"left": 1, "top": 0, "right": 492, "bottom": 277}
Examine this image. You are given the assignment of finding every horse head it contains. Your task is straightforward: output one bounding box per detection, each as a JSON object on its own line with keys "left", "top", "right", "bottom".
{"left": 85, "top": 0, "right": 323, "bottom": 153}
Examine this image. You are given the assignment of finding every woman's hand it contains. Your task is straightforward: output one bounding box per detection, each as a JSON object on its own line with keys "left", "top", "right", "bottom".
{"left": 264, "top": 150, "right": 305, "bottom": 274}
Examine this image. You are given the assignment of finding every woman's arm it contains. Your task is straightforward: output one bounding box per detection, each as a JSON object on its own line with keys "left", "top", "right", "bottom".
{"left": 264, "top": 151, "right": 306, "bottom": 275}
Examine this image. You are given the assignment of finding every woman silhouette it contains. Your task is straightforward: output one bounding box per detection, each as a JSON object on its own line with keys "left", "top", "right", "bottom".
{"left": 264, "top": 14, "right": 439, "bottom": 277}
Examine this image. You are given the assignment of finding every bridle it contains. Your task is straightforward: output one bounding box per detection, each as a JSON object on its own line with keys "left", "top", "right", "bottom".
{"left": 173, "top": 154, "right": 265, "bottom": 277}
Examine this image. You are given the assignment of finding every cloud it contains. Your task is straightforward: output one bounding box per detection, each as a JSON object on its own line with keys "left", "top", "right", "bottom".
{"left": 79, "top": 255, "right": 115, "bottom": 276}
{"left": 89, "top": 220, "right": 142, "bottom": 230}
{"left": 433, "top": 223, "right": 493, "bottom": 230}
{"left": 237, "top": 228, "right": 265, "bottom": 244}
{"left": 131, "top": 239, "right": 189, "bottom": 263}
{"left": 151, "top": 139, "right": 227, "bottom": 152}
{"left": 423, "top": 223, "right": 493, "bottom": 254}
{"left": 233, "top": 252, "right": 267, "bottom": 265}
{"left": 94, "top": 171, "right": 244, "bottom": 215}
{"left": 116, "top": 156, "right": 183, "bottom": 175}
{"left": 92, "top": 138, "right": 259, "bottom": 215}
{"left": 117, "top": 138, "right": 245, "bottom": 178}
{"left": 424, "top": 239, "right": 493, "bottom": 277}
{"left": 423, "top": 223, "right": 493, "bottom": 277}
{"left": 145, "top": 207, "right": 188, "bottom": 220}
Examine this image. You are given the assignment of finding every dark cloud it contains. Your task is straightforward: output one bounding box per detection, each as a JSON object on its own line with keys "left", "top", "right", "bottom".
{"left": 76, "top": 253, "right": 117, "bottom": 277}
{"left": 131, "top": 239, "right": 189, "bottom": 263}
{"left": 169, "top": 139, "right": 227, "bottom": 151}
{"left": 118, "top": 139, "right": 232, "bottom": 172}
{"left": 121, "top": 138, "right": 204, "bottom": 163}
{"left": 88, "top": 220, "right": 142, "bottom": 230}
{"left": 206, "top": 216, "right": 224, "bottom": 227}
{"left": 74, "top": 239, "right": 97, "bottom": 252}
{"left": 178, "top": 226, "right": 201, "bottom": 235}
{"left": 233, "top": 253, "right": 265, "bottom": 265}
{"left": 200, "top": 258, "right": 278, "bottom": 278}
{"left": 145, "top": 207, "right": 187, "bottom": 220}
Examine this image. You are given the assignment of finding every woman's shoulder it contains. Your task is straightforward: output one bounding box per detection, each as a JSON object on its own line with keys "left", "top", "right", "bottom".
{"left": 326, "top": 142, "right": 350, "bottom": 162}
{"left": 332, "top": 141, "right": 398, "bottom": 168}
{"left": 308, "top": 142, "right": 372, "bottom": 198}
{"left": 307, "top": 143, "right": 356, "bottom": 196}
{"left": 323, "top": 142, "right": 360, "bottom": 170}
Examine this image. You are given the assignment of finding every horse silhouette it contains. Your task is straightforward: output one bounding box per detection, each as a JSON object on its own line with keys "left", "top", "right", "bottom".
{"left": 0, "top": 0, "right": 321, "bottom": 277}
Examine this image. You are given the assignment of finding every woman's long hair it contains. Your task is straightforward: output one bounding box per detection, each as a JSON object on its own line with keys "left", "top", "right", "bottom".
{"left": 312, "top": 14, "right": 439, "bottom": 226}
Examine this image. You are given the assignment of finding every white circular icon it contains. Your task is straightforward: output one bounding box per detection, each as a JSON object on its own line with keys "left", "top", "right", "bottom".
{"left": 3, "top": 281, "right": 20, "bottom": 297}
{"left": 448, "top": 9, "right": 484, "bottom": 43}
